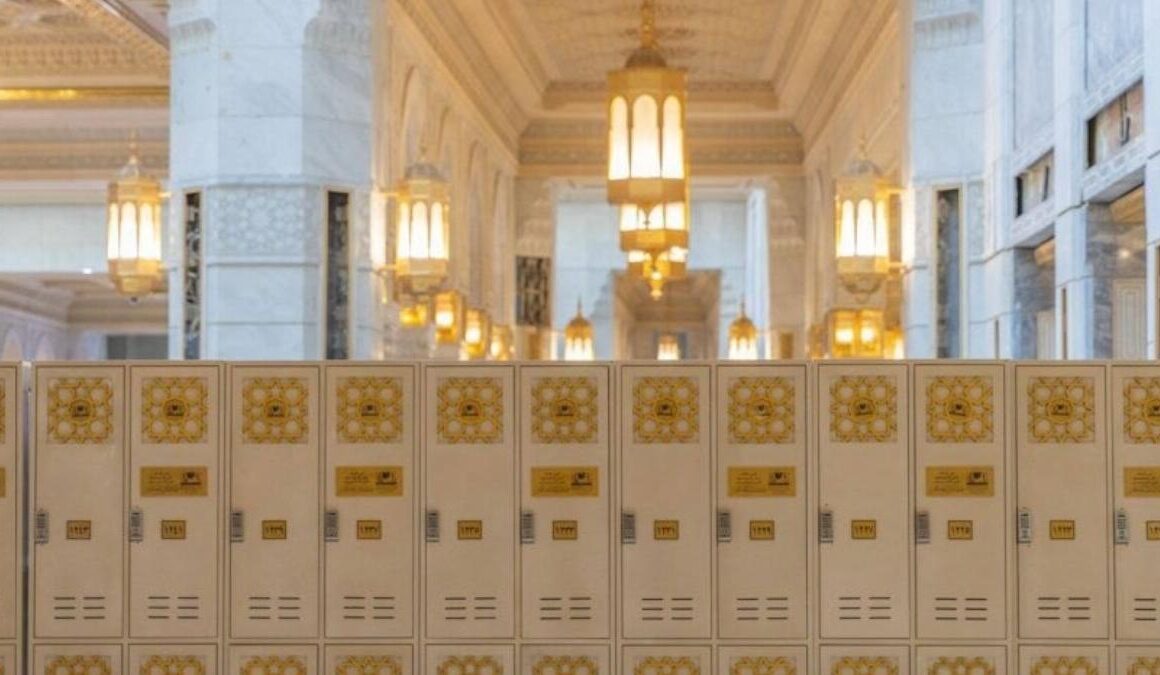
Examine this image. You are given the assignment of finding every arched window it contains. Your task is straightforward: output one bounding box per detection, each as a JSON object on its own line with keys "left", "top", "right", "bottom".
{"left": 631, "top": 95, "right": 660, "bottom": 178}
{"left": 661, "top": 96, "right": 684, "bottom": 179}
{"left": 608, "top": 97, "right": 630, "bottom": 180}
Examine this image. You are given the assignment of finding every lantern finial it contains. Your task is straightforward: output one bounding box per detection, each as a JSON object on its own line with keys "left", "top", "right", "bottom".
{"left": 640, "top": 0, "right": 657, "bottom": 49}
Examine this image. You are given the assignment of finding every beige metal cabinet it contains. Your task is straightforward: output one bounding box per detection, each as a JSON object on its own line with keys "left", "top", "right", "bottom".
{"left": 128, "top": 364, "right": 222, "bottom": 639}
{"left": 1112, "top": 365, "right": 1160, "bottom": 640}
{"left": 424, "top": 365, "right": 516, "bottom": 639}
{"left": 326, "top": 644, "right": 413, "bottom": 675}
{"left": 228, "top": 644, "right": 317, "bottom": 675}
{"left": 519, "top": 364, "right": 611, "bottom": 639}
{"left": 129, "top": 643, "right": 218, "bottom": 675}
{"left": 0, "top": 644, "right": 13, "bottom": 675}
{"left": 522, "top": 645, "right": 610, "bottom": 675}
{"left": 916, "top": 646, "right": 1006, "bottom": 675}
{"left": 817, "top": 362, "right": 910, "bottom": 639}
{"left": 718, "top": 646, "right": 808, "bottom": 675}
{"left": 620, "top": 364, "right": 712, "bottom": 639}
{"left": 427, "top": 644, "right": 514, "bottom": 675}
{"left": 914, "top": 362, "right": 1007, "bottom": 639}
{"left": 324, "top": 364, "right": 416, "bottom": 639}
{"left": 228, "top": 364, "right": 321, "bottom": 639}
{"left": 0, "top": 365, "right": 18, "bottom": 653}
{"left": 1018, "top": 646, "right": 1107, "bottom": 675}
{"left": 1015, "top": 364, "right": 1109, "bottom": 639}
{"left": 819, "top": 645, "right": 908, "bottom": 675}
{"left": 622, "top": 645, "right": 711, "bottom": 675}
{"left": 33, "top": 364, "right": 125, "bottom": 639}
{"left": 34, "top": 644, "right": 122, "bottom": 674}
{"left": 716, "top": 363, "right": 807, "bottom": 638}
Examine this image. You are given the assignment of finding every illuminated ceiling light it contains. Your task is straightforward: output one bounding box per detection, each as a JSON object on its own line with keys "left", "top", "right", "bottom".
{"left": 460, "top": 307, "right": 492, "bottom": 361}
{"left": 381, "top": 152, "right": 451, "bottom": 326}
{"left": 835, "top": 140, "right": 893, "bottom": 301}
{"left": 727, "top": 299, "right": 759, "bottom": 360}
{"left": 657, "top": 333, "right": 680, "bottom": 361}
{"left": 490, "top": 324, "right": 514, "bottom": 361}
{"left": 564, "top": 298, "right": 595, "bottom": 361}
{"left": 628, "top": 246, "right": 687, "bottom": 300}
{"left": 433, "top": 289, "right": 464, "bottom": 346}
{"left": 106, "top": 137, "right": 163, "bottom": 300}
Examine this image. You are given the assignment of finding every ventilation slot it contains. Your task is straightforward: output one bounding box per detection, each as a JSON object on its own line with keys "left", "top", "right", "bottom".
{"left": 932, "top": 596, "right": 990, "bottom": 623}
{"left": 342, "top": 595, "right": 397, "bottom": 622}
{"left": 53, "top": 595, "right": 107, "bottom": 622}
{"left": 146, "top": 594, "right": 201, "bottom": 621}
{"left": 639, "top": 596, "right": 697, "bottom": 623}
{"left": 1036, "top": 595, "right": 1092, "bottom": 622}
{"left": 443, "top": 595, "right": 497, "bottom": 622}
{"left": 538, "top": 595, "right": 592, "bottom": 622}
{"left": 735, "top": 596, "right": 790, "bottom": 622}
{"left": 1133, "top": 597, "right": 1158, "bottom": 622}
{"left": 837, "top": 595, "right": 893, "bottom": 622}
{"left": 248, "top": 595, "right": 302, "bottom": 622}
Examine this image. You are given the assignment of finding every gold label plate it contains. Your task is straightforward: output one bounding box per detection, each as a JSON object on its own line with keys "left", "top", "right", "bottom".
{"left": 66, "top": 520, "right": 91, "bottom": 540}
{"left": 356, "top": 519, "right": 383, "bottom": 540}
{"left": 653, "top": 519, "right": 680, "bottom": 540}
{"left": 140, "top": 466, "right": 208, "bottom": 497}
{"left": 749, "top": 519, "right": 776, "bottom": 540}
{"left": 1125, "top": 467, "right": 1160, "bottom": 497}
{"left": 947, "top": 519, "right": 974, "bottom": 540}
{"left": 161, "top": 519, "right": 187, "bottom": 540}
{"left": 262, "top": 520, "right": 287, "bottom": 540}
{"left": 552, "top": 519, "right": 579, "bottom": 540}
{"left": 925, "top": 465, "right": 995, "bottom": 497}
{"left": 530, "top": 466, "right": 598, "bottom": 497}
{"left": 1049, "top": 519, "right": 1076, "bottom": 540}
{"left": 1148, "top": 521, "right": 1160, "bottom": 541}
{"left": 457, "top": 519, "right": 483, "bottom": 540}
{"left": 851, "top": 519, "right": 877, "bottom": 540}
{"left": 336, "top": 465, "right": 403, "bottom": 497}
{"left": 727, "top": 466, "right": 795, "bottom": 497}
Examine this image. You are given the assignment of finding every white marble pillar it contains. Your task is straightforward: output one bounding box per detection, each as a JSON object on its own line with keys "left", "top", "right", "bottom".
{"left": 1145, "top": 0, "right": 1160, "bottom": 357}
{"left": 766, "top": 177, "right": 806, "bottom": 357}
{"left": 168, "top": 0, "right": 379, "bottom": 359}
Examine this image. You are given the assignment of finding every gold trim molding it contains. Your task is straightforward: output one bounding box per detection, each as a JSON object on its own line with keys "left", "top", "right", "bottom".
{"left": 0, "top": 87, "right": 169, "bottom": 108}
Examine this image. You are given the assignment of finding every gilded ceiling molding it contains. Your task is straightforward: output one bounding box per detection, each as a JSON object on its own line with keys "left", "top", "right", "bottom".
{"left": 54, "top": 0, "right": 169, "bottom": 69}
{"left": 0, "top": 87, "right": 168, "bottom": 108}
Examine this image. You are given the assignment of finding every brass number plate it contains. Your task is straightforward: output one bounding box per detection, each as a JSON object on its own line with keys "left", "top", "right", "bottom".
{"left": 851, "top": 519, "right": 877, "bottom": 540}
{"left": 653, "top": 519, "right": 680, "bottom": 540}
{"left": 457, "top": 520, "right": 483, "bottom": 540}
{"left": 66, "top": 520, "right": 91, "bottom": 540}
{"left": 161, "top": 520, "right": 187, "bottom": 540}
{"left": 749, "top": 519, "right": 775, "bottom": 540}
{"left": 947, "top": 519, "right": 974, "bottom": 540}
{"left": 1049, "top": 519, "right": 1076, "bottom": 540}
{"left": 356, "top": 519, "right": 383, "bottom": 540}
{"left": 552, "top": 519, "right": 579, "bottom": 540}
{"left": 262, "top": 520, "right": 288, "bottom": 540}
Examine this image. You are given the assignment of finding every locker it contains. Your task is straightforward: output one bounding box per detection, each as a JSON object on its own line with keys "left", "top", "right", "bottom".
{"left": 519, "top": 364, "right": 611, "bottom": 639}
{"left": 522, "top": 645, "right": 610, "bottom": 675}
{"left": 228, "top": 365, "right": 321, "bottom": 639}
{"left": 324, "top": 364, "right": 416, "bottom": 639}
{"left": 1018, "top": 646, "right": 1107, "bottom": 675}
{"left": 817, "top": 362, "right": 910, "bottom": 638}
{"left": 424, "top": 365, "right": 516, "bottom": 638}
{"left": 1112, "top": 365, "right": 1160, "bottom": 640}
{"left": 129, "top": 643, "right": 218, "bottom": 674}
{"left": 0, "top": 365, "right": 18, "bottom": 649}
{"left": 1015, "top": 364, "right": 1109, "bottom": 639}
{"left": 916, "top": 646, "right": 1005, "bottom": 675}
{"left": 326, "top": 644, "right": 413, "bottom": 675}
{"left": 426, "top": 645, "right": 514, "bottom": 675}
{"left": 34, "top": 644, "right": 122, "bottom": 674}
{"left": 1115, "top": 648, "right": 1160, "bottom": 675}
{"left": 622, "top": 646, "right": 711, "bottom": 675}
{"left": 716, "top": 364, "right": 808, "bottom": 638}
{"left": 228, "top": 644, "right": 317, "bottom": 675}
{"left": 914, "top": 362, "right": 1007, "bottom": 639}
{"left": 619, "top": 364, "right": 712, "bottom": 639}
{"left": 718, "top": 646, "right": 808, "bottom": 675}
{"left": 0, "top": 645, "right": 12, "bottom": 675}
{"left": 129, "top": 364, "right": 222, "bottom": 639}
{"left": 33, "top": 364, "right": 125, "bottom": 639}
{"left": 819, "top": 645, "right": 907, "bottom": 675}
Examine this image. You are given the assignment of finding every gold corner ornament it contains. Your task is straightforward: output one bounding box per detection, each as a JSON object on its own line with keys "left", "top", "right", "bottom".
{"left": 926, "top": 375, "right": 993, "bottom": 443}
{"left": 925, "top": 656, "right": 994, "bottom": 675}
{"left": 829, "top": 656, "right": 898, "bottom": 675}
{"left": 531, "top": 377, "right": 599, "bottom": 444}
{"left": 436, "top": 656, "right": 504, "bottom": 675}
{"left": 1029, "top": 657, "right": 1099, "bottom": 675}
{"left": 634, "top": 656, "right": 700, "bottom": 675}
{"left": 532, "top": 655, "right": 599, "bottom": 675}
{"left": 336, "top": 377, "right": 404, "bottom": 444}
{"left": 139, "top": 654, "right": 207, "bottom": 675}
{"left": 436, "top": 377, "right": 504, "bottom": 444}
{"left": 1128, "top": 657, "right": 1160, "bottom": 675}
{"left": 241, "top": 655, "right": 308, "bottom": 675}
{"left": 44, "top": 655, "right": 113, "bottom": 675}
{"left": 1124, "top": 377, "right": 1160, "bottom": 443}
{"left": 334, "top": 655, "right": 402, "bottom": 675}
{"left": 1028, "top": 377, "right": 1095, "bottom": 444}
{"left": 47, "top": 377, "right": 114, "bottom": 445}
{"left": 633, "top": 376, "right": 699, "bottom": 444}
{"left": 730, "top": 656, "right": 796, "bottom": 675}
{"left": 142, "top": 377, "right": 208, "bottom": 444}
{"left": 728, "top": 377, "right": 794, "bottom": 444}
{"left": 242, "top": 377, "right": 310, "bottom": 444}
{"left": 829, "top": 375, "right": 897, "bottom": 443}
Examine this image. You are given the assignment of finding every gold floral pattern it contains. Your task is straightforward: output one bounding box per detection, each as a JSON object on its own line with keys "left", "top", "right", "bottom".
{"left": 436, "top": 656, "right": 504, "bottom": 675}
{"left": 1028, "top": 377, "right": 1095, "bottom": 443}
{"left": 926, "top": 376, "right": 993, "bottom": 443}
{"left": 830, "top": 657, "right": 898, "bottom": 675}
{"left": 531, "top": 377, "right": 598, "bottom": 443}
{"left": 829, "top": 376, "right": 897, "bottom": 443}
{"left": 633, "top": 377, "right": 699, "bottom": 444}
{"left": 241, "top": 378, "right": 309, "bottom": 444}
{"left": 1124, "top": 377, "right": 1160, "bottom": 444}
{"left": 730, "top": 656, "right": 796, "bottom": 675}
{"left": 44, "top": 655, "right": 113, "bottom": 675}
{"left": 335, "top": 655, "right": 403, "bottom": 675}
{"left": 336, "top": 377, "right": 403, "bottom": 443}
{"left": 633, "top": 657, "right": 700, "bottom": 675}
{"left": 926, "top": 656, "right": 994, "bottom": 675}
{"left": 728, "top": 377, "right": 794, "bottom": 444}
{"left": 142, "top": 377, "right": 208, "bottom": 443}
{"left": 1028, "top": 657, "right": 1099, "bottom": 675}
{"left": 531, "top": 656, "right": 599, "bottom": 675}
{"left": 139, "top": 655, "right": 207, "bottom": 675}
{"left": 1128, "top": 657, "right": 1160, "bottom": 675}
{"left": 241, "top": 656, "right": 308, "bottom": 675}
{"left": 436, "top": 378, "right": 504, "bottom": 444}
{"left": 47, "top": 377, "right": 114, "bottom": 444}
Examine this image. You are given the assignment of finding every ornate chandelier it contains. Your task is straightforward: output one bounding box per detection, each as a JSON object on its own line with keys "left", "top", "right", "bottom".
{"left": 390, "top": 153, "right": 451, "bottom": 326}
{"left": 460, "top": 307, "right": 492, "bottom": 360}
{"left": 106, "top": 140, "right": 163, "bottom": 300}
{"left": 656, "top": 333, "right": 680, "bottom": 361}
{"left": 727, "top": 300, "right": 758, "bottom": 360}
{"left": 564, "top": 299, "right": 595, "bottom": 361}
{"left": 834, "top": 142, "right": 891, "bottom": 300}
{"left": 628, "top": 246, "right": 687, "bottom": 299}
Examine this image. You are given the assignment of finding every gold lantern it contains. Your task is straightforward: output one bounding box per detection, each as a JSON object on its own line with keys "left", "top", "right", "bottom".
{"left": 399, "top": 302, "right": 428, "bottom": 328}
{"left": 727, "top": 300, "right": 759, "bottom": 360}
{"left": 490, "top": 324, "right": 514, "bottom": 361}
{"left": 106, "top": 141, "right": 163, "bottom": 298}
{"left": 827, "top": 308, "right": 884, "bottom": 359}
{"left": 461, "top": 307, "right": 492, "bottom": 361}
{"left": 392, "top": 153, "right": 451, "bottom": 323}
{"left": 607, "top": 0, "right": 689, "bottom": 230}
{"left": 628, "top": 245, "right": 687, "bottom": 299}
{"left": 618, "top": 199, "right": 688, "bottom": 257}
{"left": 433, "top": 289, "right": 464, "bottom": 345}
{"left": 564, "top": 299, "right": 595, "bottom": 361}
{"left": 834, "top": 142, "right": 892, "bottom": 299}
{"left": 656, "top": 333, "right": 680, "bottom": 361}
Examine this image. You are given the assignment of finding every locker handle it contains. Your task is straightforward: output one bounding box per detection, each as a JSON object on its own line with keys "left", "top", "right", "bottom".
{"left": 1115, "top": 508, "right": 1129, "bottom": 545}
{"left": 1017, "top": 507, "right": 1032, "bottom": 544}
{"left": 129, "top": 506, "right": 144, "bottom": 543}
{"left": 716, "top": 509, "right": 732, "bottom": 543}
{"left": 34, "top": 508, "right": 48, "bottom": 545}
{"left": 230, "top": 509, "right": 245, "bottom": 543}
{"left": 818, "top": 508, "right": 834, "bottom": 544}
{"left": 324, "top": 508, "right": 339, "bottom": 543}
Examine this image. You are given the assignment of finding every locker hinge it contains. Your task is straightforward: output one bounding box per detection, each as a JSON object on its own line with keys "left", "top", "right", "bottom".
{"left": 1115, "top": 508, "right": 1130, "bottom": 545}
{"left": 1017, "top": 507, "right": 1032, "bottom": 544}
{"left": 230, "top": 509, "right": 245, "bottom": 543}
{"left": 425, "top": 509, "right": 440, "bottom": 543}
{"left": 128, "top": 507, "right": 144, "bottom": 543}
{"left": 819, "top": 508, "right": 834, "bottom": 544}
{"left": 716, "top": 509, "right": 732, "bottom": 543}
{"left": 324, "top": 508, "right": 340, "bottom": 543}
{"left": 914, "top": 509, "right": 931, "bottom": 545}
{"left": 520, "top": 510, "right": 535, "bottom": 544}
{"left": 34, "top": 509, "right": 48, "bottom": 545}
{"left": 621, "top": 510, "right": 637, "bottom": 544}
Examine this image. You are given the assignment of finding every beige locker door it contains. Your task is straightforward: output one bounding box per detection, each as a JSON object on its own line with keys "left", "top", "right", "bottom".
{"left": 916, "top": 646, "right": 1005, "bottom": 675}
{"left": 1116, "top": 648, "right": 1160, "bottom": 674}
{"left": 0, "top": 366, "right": 17, "bottom": 641}
{"left": 522, "top": 645, "right": 610, "bottom": 675}
{"left": 324, "top": 364, "right": 416, "bottom": 639}
{"left": 129, "top": 643, "right": 217, "bottom": 675}
{"left": 129, "top": 364, "right": 221, "bottom": 639}
{"left": 718, "top": 646, "right": 808, "bottom": 675}
{"left": 620, "top": 365, "right": 712, "bottom": 639}
{"left": 716, "top": 364, "right": 807, "bottom": 638}
{"left": 33, "top": 364, "right": 125, "bottom": 639}
{"left": 0, "top": 644, "right": 12, "bottom": 675}
{"left": 229, "top": 365, "right": 320, "bottom": 639}
{"left": 817, "top": 362, "right": 910, "bottom": 639}
{"left": 326, "top": 644, "right": 413, "bottom": 675}
{"left": 228, "top": 644, "right": 317, "bottom": 675}
{"left": 1018, "top": 646, "right": 1107, "bottom": 675}
{"left": 914, "top": 362, "right": 1007, "bottom": 639}
{"left": 33, "top": 644, "right": 122, "bottom": 674}
{"left": 1112, "top": 365, "right": 1160, "bottom": 640}
{"left": 819, "top": 645, "right": 908, "bottom": 675}
{"left": 1016, "top": 364, "right": 1109, "bottom": 639}
{"left": 426, "top": 644, "right": 514, "bottom": 675}
{"left": 622, "top": 646, "right": 711, "bottom": 675}
{"left": 425, "top": 365, "right": 516, "bottom": 638}
{"left": 519, "top": 364, "right": 611, "bottom": 639}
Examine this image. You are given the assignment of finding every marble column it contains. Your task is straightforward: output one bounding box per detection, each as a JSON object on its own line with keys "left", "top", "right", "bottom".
{"left": 167, "top": 0, "right": 380, "bottom": 359}
{"left": 767, "top": 177, "right": 806, "bottom": 357}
